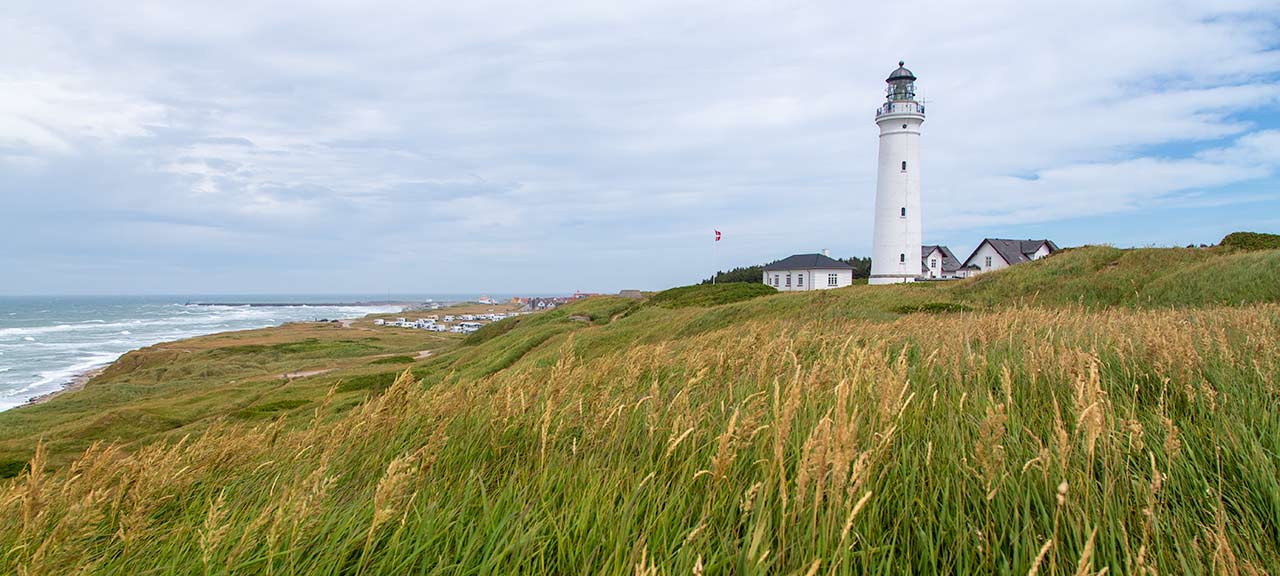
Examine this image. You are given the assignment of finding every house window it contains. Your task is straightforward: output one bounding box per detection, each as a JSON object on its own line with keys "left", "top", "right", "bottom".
{"left": 901, "top": 161, "right": 907, "bottom": 171}
{"left": 785, "top": 274, "right": 791, "bottom": 287}
{"left": 900, "top": 253, "right": 906, "bottom": 263}
{"left": 797, "top": 274, "right": 803, "bottom": 287}
{"left": 773, "top": 275, "right": 780, "bottom": 286}
{"left": 984, "top": 256, "right": 993, "bottom": 268}
{"left": 931, "top": 258, "right": 937, "bottom": 269}
{"left": 828, "top": 273, "right": 838, "bottom": 286}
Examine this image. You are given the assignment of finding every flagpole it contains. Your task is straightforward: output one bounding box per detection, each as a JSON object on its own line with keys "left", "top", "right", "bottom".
{"left": 712, "top": 229, "right": 718, "bottom": 285}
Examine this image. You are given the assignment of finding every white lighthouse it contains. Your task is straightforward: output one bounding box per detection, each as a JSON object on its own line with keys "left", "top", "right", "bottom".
{"left": 869, "top": 61, "right": 925, "bottom": 285}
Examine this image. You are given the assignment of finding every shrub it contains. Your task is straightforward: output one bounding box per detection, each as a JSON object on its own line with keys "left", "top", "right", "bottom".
{"left": 1220, "top": 231, "right": 1280, "bottom": 251}
{"left": 368, "top": 355, "right": 416, "bottom": 365}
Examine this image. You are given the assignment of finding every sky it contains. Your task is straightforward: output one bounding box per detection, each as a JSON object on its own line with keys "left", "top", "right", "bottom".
{"left": 1, "top": 0, "right": 1278, "bottom": 295}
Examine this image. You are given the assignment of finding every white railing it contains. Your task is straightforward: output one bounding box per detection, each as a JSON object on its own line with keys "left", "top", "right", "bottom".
{"left": 876, "top": 101, "right": 925, "bottom": 117}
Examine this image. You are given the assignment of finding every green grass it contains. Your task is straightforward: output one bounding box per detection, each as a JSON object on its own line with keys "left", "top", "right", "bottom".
{"left": 232, "top": 399, "right": 311, "bottom": 419}
{"left": 890, "top": 301, "right": 972, "bottom": 314}
{"left": 2, "top": 245, "right": 1279, "bottom": 573}
{"left": 0, "top": 322, "right": 454, "bottom": 472}
{"left": 647, "top": 282, "right": 777, "bottom": 309}
{"left": 335, "top": 372, "right": 398, "bottom": 393}
{"left": 368, "top": 355, "right": 416, "bottom": 365}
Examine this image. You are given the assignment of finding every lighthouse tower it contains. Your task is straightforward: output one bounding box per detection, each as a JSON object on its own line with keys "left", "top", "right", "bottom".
{"left": 869, "top": 61, "right": 925, "bottom": 285}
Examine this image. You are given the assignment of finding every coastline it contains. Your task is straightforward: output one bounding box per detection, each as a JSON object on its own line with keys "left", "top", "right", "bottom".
{"left": 22, "top": 366, "right": 108, "bottom": 407}
{"left": 1, "top": 299, "right": 416, "bottom": 412}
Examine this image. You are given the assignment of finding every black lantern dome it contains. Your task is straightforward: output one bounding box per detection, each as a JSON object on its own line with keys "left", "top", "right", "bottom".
{"left": 886, "top": 61, "right": 916, "bottom": 82}
{"left": 885, "top": 60, "right": 917, "bottom": 101}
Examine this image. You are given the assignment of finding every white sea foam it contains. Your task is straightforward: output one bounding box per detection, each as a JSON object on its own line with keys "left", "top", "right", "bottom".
{"left": 8, "top": 352, "right": 119, "bottom": 398}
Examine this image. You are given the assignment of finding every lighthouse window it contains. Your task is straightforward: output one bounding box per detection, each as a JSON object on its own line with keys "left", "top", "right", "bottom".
{"left": 900, "top": 207, "right": 906, "bottom": 217}
{"left": 901, "top": 161, "right": 907, "bottom": 171}
{"left": 902, "top": 124, "right": 907, "bottom": 129}
{"left": 900, "top": 253, "right": 906, "bottom": 263}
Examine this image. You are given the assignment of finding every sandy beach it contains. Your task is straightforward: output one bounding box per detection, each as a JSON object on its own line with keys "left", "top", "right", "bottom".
{"left": 23, "top": 366, "right": 107, "bottom": 407}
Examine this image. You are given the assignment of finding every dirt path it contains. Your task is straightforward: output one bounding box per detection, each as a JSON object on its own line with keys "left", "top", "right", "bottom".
{"left": 415, "top": 350, "right": 434, "bottom": 360}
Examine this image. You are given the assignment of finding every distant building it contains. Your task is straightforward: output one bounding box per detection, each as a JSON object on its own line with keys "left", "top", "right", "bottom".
{"left": 960, "top": 239, "right": 1059, "bottom": 275}
{"left": 921, "top": 245, "right": 970, "bottom": 280}
{"left": 762, "top": 252, "right": 855, "bottom": 292}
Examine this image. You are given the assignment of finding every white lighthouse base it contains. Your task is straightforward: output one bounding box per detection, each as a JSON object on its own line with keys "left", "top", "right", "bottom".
{"left": 868, "top": 275, "right": 917, "bottom": 286}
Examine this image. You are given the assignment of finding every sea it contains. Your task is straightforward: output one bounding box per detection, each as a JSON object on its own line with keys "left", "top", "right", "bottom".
{"left": 0, "top": 295, "right": 489, "bottom": 411}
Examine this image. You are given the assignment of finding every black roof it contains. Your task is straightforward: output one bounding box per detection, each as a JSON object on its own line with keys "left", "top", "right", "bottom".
{"left": 961, "top": 239, "right": 1060, "bottom": 268}
{"left": 921, "top": 245, "right": 963, "bottom": 273}
{"left": 763, "top": 253, "right": 853, "bottom": 271}
{"left": 887, "top": 61, "right": 916, "bottom": 82}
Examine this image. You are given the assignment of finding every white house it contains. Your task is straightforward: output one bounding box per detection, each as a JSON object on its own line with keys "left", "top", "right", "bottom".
{"left": 762, "top": 252, "right": 855, "bottom": 292}
{"left": 959, "top": 239, "right": 1059, "bottom": 276}
{"left": 921, "top": 245, "right": 970, "bottom": 280}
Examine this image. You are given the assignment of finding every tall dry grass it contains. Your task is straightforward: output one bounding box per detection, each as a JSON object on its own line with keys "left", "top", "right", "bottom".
{"left": 2, "top": 303, "right": 1278, "bottom": 573}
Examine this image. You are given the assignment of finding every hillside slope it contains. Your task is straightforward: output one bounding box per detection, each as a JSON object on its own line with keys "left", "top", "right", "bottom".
{"left": 2, "top": 246, "right": 1278, "bottom": 574}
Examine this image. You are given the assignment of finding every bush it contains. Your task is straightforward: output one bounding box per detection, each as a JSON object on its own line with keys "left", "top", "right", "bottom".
{"left": 648, "top": 283, "right": 777, "bottom": 309}
{"left": 368, "top": 355, "right": 416, "bottom": 365}
{"left": 1220, "top": 231, "right": 1280, "bottom": 251}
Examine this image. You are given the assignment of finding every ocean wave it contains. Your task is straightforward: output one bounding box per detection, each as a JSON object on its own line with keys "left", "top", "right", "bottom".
{"left": 0, "top": 324, "right": 80, "bottom": 337}
{"left": 3, "top": 352, "right": 119, "bottom": 401}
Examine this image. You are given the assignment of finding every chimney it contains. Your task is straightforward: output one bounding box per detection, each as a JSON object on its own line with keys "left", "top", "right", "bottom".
{"left": 822, "top": 248, "right": 830, "bottom": 257}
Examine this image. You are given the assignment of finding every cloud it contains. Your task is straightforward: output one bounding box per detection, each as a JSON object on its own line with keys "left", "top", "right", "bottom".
{"left": 0, "top": 0, "right": 1278, "bottom": 293}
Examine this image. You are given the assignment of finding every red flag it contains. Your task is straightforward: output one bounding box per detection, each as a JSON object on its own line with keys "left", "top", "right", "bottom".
{"left": 714, "top": 230, "right": 721, "bottom": 241}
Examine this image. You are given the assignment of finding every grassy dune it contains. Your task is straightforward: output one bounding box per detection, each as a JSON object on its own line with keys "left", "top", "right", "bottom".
{"left": 2, "top": 246, "right": 1279, "bottom": 573}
